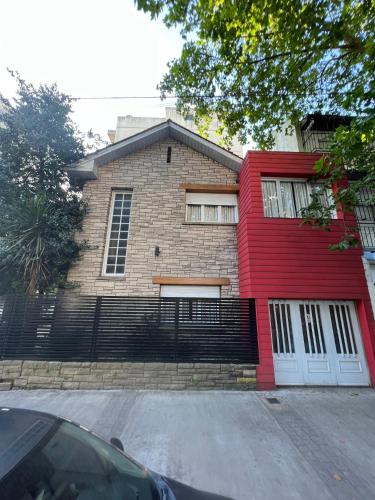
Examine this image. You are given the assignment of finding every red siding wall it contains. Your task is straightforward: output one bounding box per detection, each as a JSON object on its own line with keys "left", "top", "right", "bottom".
{"left": 238, "top": 151, "right": 375, "bottom": 389}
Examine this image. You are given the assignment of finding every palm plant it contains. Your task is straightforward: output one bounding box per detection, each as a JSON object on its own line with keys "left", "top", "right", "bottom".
{"left": 0, "top": 195, "right": 84, "bottom": 295}
{"left": 0, "top": 74, "right": 88, "bottom": 295}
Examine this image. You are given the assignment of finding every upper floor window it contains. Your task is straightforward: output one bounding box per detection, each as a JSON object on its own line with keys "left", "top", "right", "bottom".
{"left": 262, "top": 178, "right": 336, "bottom": 219}
{"left": 103, "top": 191, "right": 133, "bottom": 276}
{"left": 185, "top": 192, "right": 238, "bottom": 224}
{"left": 355, "top": 187, "right": 375, "bottom": 250}
{"left": 355, "top": 187, "right": 375, "bottom": 223}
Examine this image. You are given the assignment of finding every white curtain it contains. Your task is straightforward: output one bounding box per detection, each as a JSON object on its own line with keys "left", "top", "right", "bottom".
{"left": 293, "top": 182, "right": 309, "bottom": 216}
{"left": 222, "top": 205, "right": 236, "bottom": 223}
{"left": 186, "top": 204, "right": 202, "bottom": 222}
{"left": 280, "top": 182, "right": 295, "bottom": 217}
{"left": 204, "top": 205, "right": 219, "bottom": 222}
{"left": 262, "top": 181, "right": 279, "bottom": 217}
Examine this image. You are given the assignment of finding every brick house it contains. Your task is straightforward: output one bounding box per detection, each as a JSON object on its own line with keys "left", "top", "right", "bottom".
{"left": 68, "top": 120, "right": 242, "bottom": 300}
{"left": 68, "top": 120, "right": 375, "bottom": 390}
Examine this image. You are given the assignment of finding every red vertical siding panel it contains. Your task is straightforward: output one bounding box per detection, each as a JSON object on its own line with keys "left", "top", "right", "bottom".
{"left": 238, "top": 151, "right": 375, "bottom": 390}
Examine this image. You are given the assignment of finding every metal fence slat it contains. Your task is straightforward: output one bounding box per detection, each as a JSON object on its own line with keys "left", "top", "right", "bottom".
{"left": 0, "top": 294, "right": 258, "bottom": 364}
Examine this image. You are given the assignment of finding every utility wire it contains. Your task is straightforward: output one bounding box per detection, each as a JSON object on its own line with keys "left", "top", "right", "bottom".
{"left": 73, "top": 91, "right": 349, "bottom": 100}
{"left": 73, "top": 96, "right": 177, "bottom": 100}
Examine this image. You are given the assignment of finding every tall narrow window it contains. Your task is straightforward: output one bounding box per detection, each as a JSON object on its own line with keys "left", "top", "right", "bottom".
{"left": 103, "top": 191, "right": 133, "bottom": 276}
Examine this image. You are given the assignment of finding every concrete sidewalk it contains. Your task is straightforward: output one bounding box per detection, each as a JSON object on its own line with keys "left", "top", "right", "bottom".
{"left": 1, "top": 388, "right": 375, "bottom": 500}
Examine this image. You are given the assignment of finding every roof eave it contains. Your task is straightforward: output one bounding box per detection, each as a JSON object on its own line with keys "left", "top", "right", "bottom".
{"left": 67, "top": 121, "right": 242, "bottom": 182}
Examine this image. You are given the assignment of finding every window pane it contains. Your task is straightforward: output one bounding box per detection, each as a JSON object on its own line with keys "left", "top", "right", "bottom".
{"left": 280, "top": 182, "right": 296, "bottom": 218}
{"left": 262, "top": 181, "right": 279, "bottom": 217}
{"left": 104, "top": 191, "right": 132, "bottom": 275}
{"left": 204, "top": 205, "right": 219, "bottom": 222}
{"left": 186, "top": 204, "right": 201, "bottom": 222}
{"left": 293, "top": 182, "right": 309, "bottom": 217}
{"left": 310, "top": 183, "right": 336, "bottom": 218}
{"left": 311, "top": 183, "right": 329, "bottom": 207}
{"left": 222, "top": 205, "right": 236, "bottom": 223}
{"left": 355, "top": 187, "right": 375, "bottom": 222}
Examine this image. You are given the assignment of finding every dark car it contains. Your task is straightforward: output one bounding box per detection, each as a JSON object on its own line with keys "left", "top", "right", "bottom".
{"left": 0, "top": 407, "right": 232, "bottom": 500}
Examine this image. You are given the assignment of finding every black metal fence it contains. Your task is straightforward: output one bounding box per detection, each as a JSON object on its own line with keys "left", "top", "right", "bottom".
{"left": 0, "top": 294, "right": 258, "bottom": 364}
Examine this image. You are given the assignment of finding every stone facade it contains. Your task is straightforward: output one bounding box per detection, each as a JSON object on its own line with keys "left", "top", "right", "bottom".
{"left": 0, "top": 361, "right": 256, "bottom": 391}
{"left": 68, "top": 138, "right": 239, "bottom": 297}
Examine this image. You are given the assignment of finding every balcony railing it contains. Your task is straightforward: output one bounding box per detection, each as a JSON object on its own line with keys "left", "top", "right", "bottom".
{"left": 359, "top": 222, "right": 375, "bottom": 250}
{"left": 301, "top": 130, "right": 333, "bottom": 152}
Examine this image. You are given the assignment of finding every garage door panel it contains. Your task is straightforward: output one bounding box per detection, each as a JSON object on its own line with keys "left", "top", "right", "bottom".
{"left": 270, "top": 300, "right": 304, "bottom": 384}
{"left": 329, "top": 303, "right": 358, "bottom": 355}
{"left": 270, "top": 300, "right": 369, "bottom": 386}
{"left": 299, "top": 303, "right": 326, "bottom": 355}
{"left": 300, "top": 302, "right": 337, "bottom": 385}
{"left": 329, "top": 301, "right": 369, "bottom": 385}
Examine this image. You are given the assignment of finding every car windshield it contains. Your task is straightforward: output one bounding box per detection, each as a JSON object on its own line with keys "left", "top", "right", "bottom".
{"left": 0, "top": 420, "right": 159, "bottom": 500}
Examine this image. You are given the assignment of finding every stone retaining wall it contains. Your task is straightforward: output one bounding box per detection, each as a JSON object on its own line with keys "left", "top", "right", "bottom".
{"left": 0, "top": 361, "right": 256, "bottom": 391}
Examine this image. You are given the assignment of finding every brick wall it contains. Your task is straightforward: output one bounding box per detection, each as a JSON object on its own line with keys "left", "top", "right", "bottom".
{"left": 0, "top": 361, "right": 256, "bottom": 391}
{"left": 68, "top": 139, "right": 239, "bottom": 297}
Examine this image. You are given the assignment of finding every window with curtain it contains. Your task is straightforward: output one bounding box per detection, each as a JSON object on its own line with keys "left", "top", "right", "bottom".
{"left": 103, "top": 191, "right": 133, "bottom": 276}
{"left": 185, "top": 192, "right": 238, "bottom": 224}
{"left": 262, "top": 178, "right": 336, "bottom": 219}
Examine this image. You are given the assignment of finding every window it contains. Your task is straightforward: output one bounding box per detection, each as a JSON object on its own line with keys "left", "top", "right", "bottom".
{"left": 355, "top": 187, "right": 375, "bottom": 222}
{"left": 185, "top": 193, "right": 238, "bottom": 224}
{"left": 262, "top": 178, "right": 336, "bottom": 218}
{"left": 160, "top": 285, "right": 220, "bottom": 324}
{"left": 354, "top": 187, "right": 375, "bottom": 249}
{"left": 103, "top": 190, "right": 133, "bottom": 276}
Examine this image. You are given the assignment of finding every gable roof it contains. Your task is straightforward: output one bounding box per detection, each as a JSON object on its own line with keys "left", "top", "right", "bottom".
{"left": 68, "top": 120, "right": 243, "bottom": 181}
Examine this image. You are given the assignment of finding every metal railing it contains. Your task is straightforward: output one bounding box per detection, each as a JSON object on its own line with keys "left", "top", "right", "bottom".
{"left": 359, "top": 222, "right": 375, "bottom": 250}
{"left": 301, "top": 130, "right": 333, "bottom": 152}
{"left": 0, "top": 294, "right": 259, "bottom": 364}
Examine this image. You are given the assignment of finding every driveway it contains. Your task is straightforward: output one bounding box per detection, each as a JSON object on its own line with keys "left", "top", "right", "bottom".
{"left": 1, "top": 388, "right": 375, "bottom": 500}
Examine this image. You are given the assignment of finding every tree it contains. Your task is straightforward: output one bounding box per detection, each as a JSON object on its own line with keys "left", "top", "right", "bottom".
{"left": 137, "top": 0, "right": 375, "bottom": 247}
{"left": 0, "top": 74, "right": 88, "bottom": 294}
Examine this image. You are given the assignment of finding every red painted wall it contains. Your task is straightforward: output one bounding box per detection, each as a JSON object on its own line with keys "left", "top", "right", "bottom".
{"left": 238, "top": 151, "right": 375, "bottom": 389}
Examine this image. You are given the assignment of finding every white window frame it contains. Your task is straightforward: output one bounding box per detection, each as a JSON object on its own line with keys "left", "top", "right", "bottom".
{"left": 185, "top": 192, "right": 238, "bottom": 224}
{"left": 262, "top": 177, "right": 337, "bottom": 219}
{"left": 102, "top": 190, "right": 133, "bottom": 277}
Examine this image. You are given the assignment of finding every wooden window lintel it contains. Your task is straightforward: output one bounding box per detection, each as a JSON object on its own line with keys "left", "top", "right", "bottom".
{"left": 152, "top": 277, "right": 230, "bottom": 285}
{"left": 179, "top": 183, "right": 239, "bottom": 193}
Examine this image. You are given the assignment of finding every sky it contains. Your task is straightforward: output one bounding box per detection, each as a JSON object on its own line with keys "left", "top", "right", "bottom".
{"left": 0, "top": 0, "right": 183, "bottom": 141}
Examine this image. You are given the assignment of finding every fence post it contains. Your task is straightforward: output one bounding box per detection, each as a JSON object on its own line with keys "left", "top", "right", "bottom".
{"left": 174, "top": 298, "right": 179, "bottom": 362}
{"left": 249, "top": 299, "right": 259, "bottom": 364}
{"left": 90, "top": 296, "right": 102, "bottom": 361}
{"left": 0, "top": 295, "right": 17, "bottom": 360}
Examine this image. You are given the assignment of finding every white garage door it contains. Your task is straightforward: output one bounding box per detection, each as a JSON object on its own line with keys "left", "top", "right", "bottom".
{"left": 269, "top": 300, "right": 370, "bottom": 386}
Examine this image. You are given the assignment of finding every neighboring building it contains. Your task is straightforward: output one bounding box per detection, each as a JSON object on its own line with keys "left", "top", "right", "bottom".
{"left": 272, "top": 114, "right": 352, "bottom": 153}
{"left": 107, "top": 107, "right": 244, "bottom": 157}
{"left": 238, "top": 151, "right": 375, "bottom": 389}
{"left": 273, "top": 114, "right": 375, "bottom": 315}
{"left": 68, "top": 119, "right": 375, "bottom": 390}
{"left": 69, "top": 120, "right": 241, "bottom": 299}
